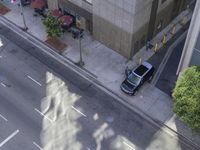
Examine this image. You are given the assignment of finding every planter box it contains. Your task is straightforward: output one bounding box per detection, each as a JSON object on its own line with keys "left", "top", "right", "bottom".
{"left": 45, "top": 37, "right": 67, "bottom": 54}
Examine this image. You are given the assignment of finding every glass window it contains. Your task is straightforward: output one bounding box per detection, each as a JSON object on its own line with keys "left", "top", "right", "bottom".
{"left": 195, "top": 32, "right": 200, "bottom": 50}
{"left": 189, "top": 49, "right": 200, "bottom": 67}
{"left": 127, "top": 73, "right": 141, "bottom": 85}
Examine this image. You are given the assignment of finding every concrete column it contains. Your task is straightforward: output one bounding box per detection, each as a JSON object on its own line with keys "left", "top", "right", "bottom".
{"left": 47, "top": 0, "right": 59, "bottom": 10}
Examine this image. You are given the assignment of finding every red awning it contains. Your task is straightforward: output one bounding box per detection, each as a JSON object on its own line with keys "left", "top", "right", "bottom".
{"left": 31, "top": 0, "right": 45, "bottom": 9}
{"left": 59, "top": 15, "right": 73, "bottom": 26}
{"left": 51, "top": 9, "right": 62, "bottom": 17}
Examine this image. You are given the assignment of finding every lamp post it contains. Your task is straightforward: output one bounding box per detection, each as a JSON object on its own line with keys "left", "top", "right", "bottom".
{"left": 78, "top": 31, "right": 84, "bottom": 66}
{"left": 11, "top": 0, "right": 28, "bottom": 31}
{"left": 19, "top": 0, "right": 28, "bottom": 31}
{"left": 72, "top": 27, "right": 84, "bottom": 67}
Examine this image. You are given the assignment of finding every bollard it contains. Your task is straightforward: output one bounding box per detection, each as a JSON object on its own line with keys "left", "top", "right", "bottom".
{"left": 154, "top": 43, "right": 158, "bottom": 53}
{"left": 161, "top": 34, "right": 167, "bottom": 45}
{"left": 181, "top": 16, "right": 187, "bottom": 25}
{"left": 170, "top": 26, "right": 176, "bottom": 36}
{"left": 139, "top": 58, "right": 142, "bottom": 64}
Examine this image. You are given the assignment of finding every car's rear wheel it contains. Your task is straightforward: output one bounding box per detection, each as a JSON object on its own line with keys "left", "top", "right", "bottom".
{"left": 148, "top": 75, "right": 153, "bottom": 82}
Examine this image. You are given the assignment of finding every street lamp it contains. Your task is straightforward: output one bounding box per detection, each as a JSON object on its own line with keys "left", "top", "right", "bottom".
{"left": 78, "top": 31, "right": 84, "bottom": 66}
{"left": 72, "top": 27, "right": 84, "bottom": 67}
{"left": 19, "top": 0, "right": 28, "bottom": 31}
{"left": 11, "top": 0, "right": 28, "bottom": 31}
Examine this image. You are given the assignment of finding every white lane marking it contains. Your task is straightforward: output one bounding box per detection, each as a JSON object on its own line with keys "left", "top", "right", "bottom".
{"left": 123, "top": 141, "right": 135, "bottom": 150}
{"left": 27, "top": 75, "right": 42, "bottom": 86}
{"left": 0, "top": 114, "right": 8, "bottom": 121}
{"left": 34, "top": 108, "right": 54, "bottom": 123}
{"left": 33, "top": 141, "right": 43, "bottom": 150}
{"left": 71, "top": 106, "right": 87, "bottom": 117}
{"left": 0, "top": 130, "right": 19, "bottom": 147}
{"left": 1, "top": 82, "right": 6, "bottom": 87}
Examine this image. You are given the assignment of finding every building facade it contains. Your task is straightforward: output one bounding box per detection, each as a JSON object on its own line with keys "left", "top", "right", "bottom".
{"left": 177, "top": 0, "right": 200, "bottom": 74}
{"left": 47, "top": 0, "right": 189, "bottom": 59}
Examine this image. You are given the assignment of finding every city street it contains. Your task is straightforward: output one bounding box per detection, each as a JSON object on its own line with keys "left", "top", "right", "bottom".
{"left": 0, "top": 26, "right": 199, "bottom": 150}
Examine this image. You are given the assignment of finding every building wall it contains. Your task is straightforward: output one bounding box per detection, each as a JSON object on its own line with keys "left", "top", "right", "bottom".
{"left": 190, "top": 32, "right": 200, "bottom": 66}
{"left": 57, "top": 0, "right": 93, "bottom": 32}
{"left": 93, "top": 0, "right": 186, "bottom": 58}
{"left": 47, "top": 0, "right": 58, "bottom": 10}
{"left": 153, "top": 0, "right": 174, "bottom": 35}
{"left": 47, "top": 0, "right": 188, "bottom": 59}
{"left": 131, "top": 0, "right": 152, "bottom": 56}
{"left": 93, "top": 0, "right": 153, "bottom": 58}
{"left": 177, "top": 0, "right": 200, "bottom": 74}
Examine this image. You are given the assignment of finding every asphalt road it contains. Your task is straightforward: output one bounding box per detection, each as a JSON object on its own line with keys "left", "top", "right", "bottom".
{"left": 155, "top": 39, "right": 185, "bottom": 95}
{"left": 0, "top": 25, "right": 198, "bottom": 150}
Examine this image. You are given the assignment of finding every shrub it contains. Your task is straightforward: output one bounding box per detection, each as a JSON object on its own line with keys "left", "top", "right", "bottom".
{"left": 43, "top": 14, "right": 63, "bottom": 38}
{"left": 172, "top": 66, "right": 200, "bottom": 133}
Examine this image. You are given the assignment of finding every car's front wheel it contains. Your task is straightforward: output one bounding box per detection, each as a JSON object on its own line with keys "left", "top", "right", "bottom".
{"left": 148, "top": 75, "right": 153, "bottom": 82}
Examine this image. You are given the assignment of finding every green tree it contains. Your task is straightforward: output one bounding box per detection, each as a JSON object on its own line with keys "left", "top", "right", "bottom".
{"left": 43, "top": 14, "right": 63, "bottom": 38}
{"left": 172, "top": 66, "right": 200, "bottom": 133}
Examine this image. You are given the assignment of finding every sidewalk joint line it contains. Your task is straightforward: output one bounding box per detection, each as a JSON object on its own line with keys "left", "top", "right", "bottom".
{"left": 71, "top": 106, "right": 87, "bottom": 117}
{"left": 34, "top": 108, "right": 54, "bottom": 123}
{"left": 123, "top": 141, "right": 135, "bottom": 150}
{"left": 33, "top": 141, "right": 43, "bottom": 150}
{"left": 27, "top": 75, "right": 42, "bottom": 86}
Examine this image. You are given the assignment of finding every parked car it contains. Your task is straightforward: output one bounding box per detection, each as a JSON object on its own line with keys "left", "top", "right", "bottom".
{"left": 120, "top": 62, "right": 154, "bottom": 95}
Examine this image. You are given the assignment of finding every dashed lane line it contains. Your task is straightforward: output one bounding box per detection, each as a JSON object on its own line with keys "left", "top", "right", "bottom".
{"left": 33, "top": 141, "right": 43, "bottom": 150}
{"left": 34, "top": 108, "right": 54, "bottom": 123}
{"left": 0, "top": 130, "right": 19, "bottom": 148}
{"left": 71, "top": 106, "right": 87, "bottom": 117}
{"left": 27, "top": 75, "right": 42, "bottom": 86}
{"left": 123, "top": 141, "right": 135, "bottom": 150}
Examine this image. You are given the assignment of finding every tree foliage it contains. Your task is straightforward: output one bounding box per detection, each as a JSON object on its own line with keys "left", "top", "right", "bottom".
{"left": 43, "top": 14, "right": 63, "bottom": 38}
{"left": 172, "top": 66, "right": 200, "bottom": 133}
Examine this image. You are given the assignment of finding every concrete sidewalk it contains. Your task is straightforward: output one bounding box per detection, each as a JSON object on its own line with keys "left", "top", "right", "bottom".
{"left": 1, "top": 1, "right": 200, "bottom": 146}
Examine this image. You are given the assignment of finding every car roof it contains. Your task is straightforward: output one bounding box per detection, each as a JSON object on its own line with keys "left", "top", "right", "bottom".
{"left": 142, "top": 61, "right": 153, "bottom": 69}
{"left": 133, "top": 62, "right": 152, "bottom": 77}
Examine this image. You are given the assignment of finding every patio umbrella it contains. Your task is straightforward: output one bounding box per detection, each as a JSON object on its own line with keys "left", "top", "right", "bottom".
{"left": 31, "top": 0, "right": 45, "bottom": 9}
{"left": 58, "top": 15, "right": 73, "bottom": 26}
{"left": 51, "top": 9, "right": 63, "bottom": 17}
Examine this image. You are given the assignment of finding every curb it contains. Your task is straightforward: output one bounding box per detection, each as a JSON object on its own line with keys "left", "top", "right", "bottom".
{"left": 0, "top": 16, "right": 199, "bottom": 149}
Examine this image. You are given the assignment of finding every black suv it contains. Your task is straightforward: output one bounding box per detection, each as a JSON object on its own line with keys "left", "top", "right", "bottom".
{"left": 120, "top": 62, "right": 154, "bottom": 95}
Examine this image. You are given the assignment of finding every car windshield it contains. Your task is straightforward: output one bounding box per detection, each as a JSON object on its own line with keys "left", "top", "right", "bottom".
{"left": 127, "top": 73, "right": 141, "bottom": 85}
